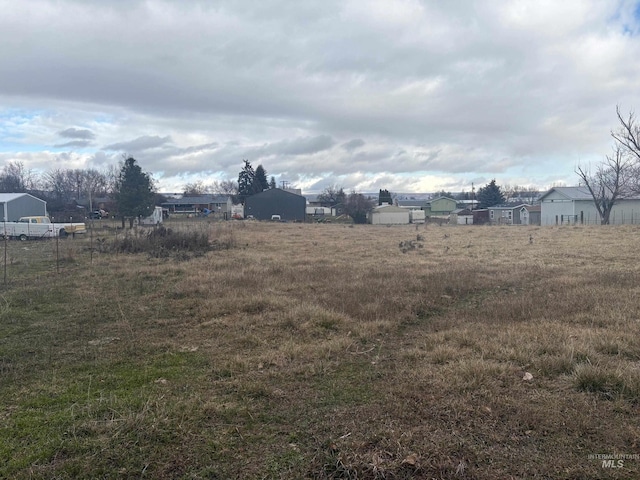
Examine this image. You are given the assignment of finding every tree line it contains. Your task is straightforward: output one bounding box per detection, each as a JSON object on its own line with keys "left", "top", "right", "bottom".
{"left": 0, "top": 157, "right": 157, "bottom": 227}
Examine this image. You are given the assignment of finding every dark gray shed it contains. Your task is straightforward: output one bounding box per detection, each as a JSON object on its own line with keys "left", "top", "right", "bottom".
{"left": 244, "top": 188, "right": 306, "bottom": 221}
{"left": 0, "top": 193, "right": 47, "bottom": 221}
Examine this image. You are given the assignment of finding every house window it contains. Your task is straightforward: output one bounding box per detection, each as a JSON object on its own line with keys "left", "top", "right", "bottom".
{"left": 490, "top": 210, "right": 494, "bottom": 219}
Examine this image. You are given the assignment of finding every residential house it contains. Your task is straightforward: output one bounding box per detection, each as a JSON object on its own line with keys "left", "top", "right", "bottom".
{"left": 424, "top": 196, "right": 457, "bottom": 217}
{"left": 161, "top": 194, "right": 233, "bottom": 218}
{"left": 488, "top": 203, "right": 528, "bottom": 225}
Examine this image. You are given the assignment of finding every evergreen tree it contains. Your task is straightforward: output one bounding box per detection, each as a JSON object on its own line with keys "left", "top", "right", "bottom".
{"left": 114, "top": 157, "right": 156, "bottom": 228}
{"left": 378, "top": 189, "right": 393, "bottom": 205}
{"left": 237, "top": 160, "right": 255, "bottom": 204}
{"left": 269, "top": 176, "right": 277, "bottom": 189}
{"left": 433, "top": 190, "right": 454, "bottom": 199}
{"left": 254, "top": 165, "right": 269, "bottom": 193}
{"left": 477, "top": 179, "right": 505, "bottom": 208}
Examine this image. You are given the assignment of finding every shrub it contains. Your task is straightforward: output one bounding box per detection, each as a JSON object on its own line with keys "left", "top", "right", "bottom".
{"left": 111, "top": 226, "right": 215, "bottom": 259}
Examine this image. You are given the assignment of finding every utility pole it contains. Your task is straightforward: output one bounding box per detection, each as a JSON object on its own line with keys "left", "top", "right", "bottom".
{"left": 471, "top": 182, "right": 476, "bottom": 210}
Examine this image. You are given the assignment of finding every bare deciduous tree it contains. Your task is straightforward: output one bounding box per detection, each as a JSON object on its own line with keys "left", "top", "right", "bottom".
{"left": 577, "top": 145, "right": 634, "bottom": 224}
{"left": 211, "top": 180, "right": 238, "bottom": 196}
{"left": 0, "top": 161, "right": 37, "bottom": 192}
{"left": 576, "top": 106, "right": 640, "bottom": 224}
{"left": 612, "top": 106, "right": 640, "bottom": 162}
{"left": 183, "top": 180, "right": 209, "bottom": 196}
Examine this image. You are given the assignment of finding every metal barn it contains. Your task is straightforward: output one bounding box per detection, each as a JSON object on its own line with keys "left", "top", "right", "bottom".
{"left": 244, "top": 188, "right": 306, "bottom": 221}
{"left": 0, "top": 193, "right": 47, "bottom": 221}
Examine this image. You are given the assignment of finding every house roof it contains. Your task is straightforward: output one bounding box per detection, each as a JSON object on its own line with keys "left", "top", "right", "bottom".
{"left": 162, "top": 194, "right": 231, "bottom": 205}
{"left": 397, "top": 199, "right": 426, "bottom": 207}
{"left": 428, "top": 196, "right": 456, "bottom": 203}
{"left": 489, "top": 202, "right": 528, "bottom": 210}
{"left": 0, "top": 193, "right": 45, "bottom": 203}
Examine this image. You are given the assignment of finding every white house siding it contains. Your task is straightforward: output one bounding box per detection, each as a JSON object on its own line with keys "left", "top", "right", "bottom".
{"left": 409, "top": 210, "right": 426, "bottom": 224}
{"left": 541, "top": 193, "right": 640, "bottom": 225}
{"left": 369, "top": 206, "right": 410, "bottom": 225}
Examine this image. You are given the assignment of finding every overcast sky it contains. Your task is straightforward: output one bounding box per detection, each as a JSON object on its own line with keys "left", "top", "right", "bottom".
{"left": 2, "top": 0, "right": 640, "bottom": 194}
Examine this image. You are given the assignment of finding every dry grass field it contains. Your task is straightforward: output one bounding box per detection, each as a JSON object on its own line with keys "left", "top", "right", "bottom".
{"left": 1, "top": 220, "right": 640, "bottom": 479}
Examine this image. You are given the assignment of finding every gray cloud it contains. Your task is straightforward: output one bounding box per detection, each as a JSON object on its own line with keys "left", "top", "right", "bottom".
{"left": 342, "top": 139, "right": 365, "bottom": 152}
{"left": 267, "top": 135, "right": 336, "bottom": 156}
{"left": 53, "top": 140, "right": 92, "bottom": 148}
{"left": 103, "top": 135, "right": 172, "bottom": 152}
{"left": 58, "top": 127, "right": 95, "bottom": 140}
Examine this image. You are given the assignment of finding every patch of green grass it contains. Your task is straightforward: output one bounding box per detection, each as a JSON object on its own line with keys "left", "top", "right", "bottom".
{"left": 0, "top": 349, "right": 212, "bottom": 478}
{"left": 312, "top": 362, "right": 376, "bottom": 408}
{"left": 573, "top": 363, "right": 640, "bottom": 402}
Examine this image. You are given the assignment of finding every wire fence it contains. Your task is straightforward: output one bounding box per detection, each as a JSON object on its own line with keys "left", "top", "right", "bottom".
{"left": 0, "top": 218, "right": 236, "bottom": 288}
{"left": 550, "top": 210, "right": 640, "bottom": 225}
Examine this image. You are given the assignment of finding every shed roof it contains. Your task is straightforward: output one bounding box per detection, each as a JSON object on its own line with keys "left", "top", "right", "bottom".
{"left": 522, "top": 205, "right": 541, "bottom": 212}
{"left": 0, "top": 193, "right": 45, "bottom": 203}
{"left": 0, "top": 193, "right": 31, "bottom": 202}
{"left": 249, "top": 187, "right": 305, "bottom": 200}
{"left": 372, "top": 205, "right": 407, "bottom": 213}
{"left": 451, "top": 208, "right": 473, "bottom": 215}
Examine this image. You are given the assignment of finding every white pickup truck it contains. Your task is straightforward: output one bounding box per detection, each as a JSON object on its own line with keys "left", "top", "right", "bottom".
{"left": 0, "top": 216, "right": 87, "bottom": 240}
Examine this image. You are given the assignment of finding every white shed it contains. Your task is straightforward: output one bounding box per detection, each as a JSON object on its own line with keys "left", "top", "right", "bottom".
{"left": 368, "top": 205, "right": 410, "bottom": 225}
{"left": 0, "top": 193, "right": 47, "bottom": 221}
{"left": 450, "top": 208, "right": 474, "bottom": 225}
{"left": 409, "top": 210, "right": 426, "bottom": 224}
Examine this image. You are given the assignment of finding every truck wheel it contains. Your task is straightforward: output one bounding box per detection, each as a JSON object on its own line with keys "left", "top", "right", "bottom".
{"left": 19, "top": 234, "right": 27, "bottom": 241}
{"left": 59, "top": 229, "right": 68, "bottom": 238}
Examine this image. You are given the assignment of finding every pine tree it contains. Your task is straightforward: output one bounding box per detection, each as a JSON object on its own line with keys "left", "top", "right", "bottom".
{"left": 254, "top": 165, "right": 269, "bottom": 193}
{"left": 114, "top": 157, "right": 156, "bottom": 228}
{"left": 237, "top": 160, "right": 255, "bottom": 204}
{"left": 477, "top": 179, "right": 505, "bottom": 208}
{"left": 378, "top": 189, "right": 393, "bottom": 205}
{"left": 269, "top": 176, "right": 277, "bottom": 189}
